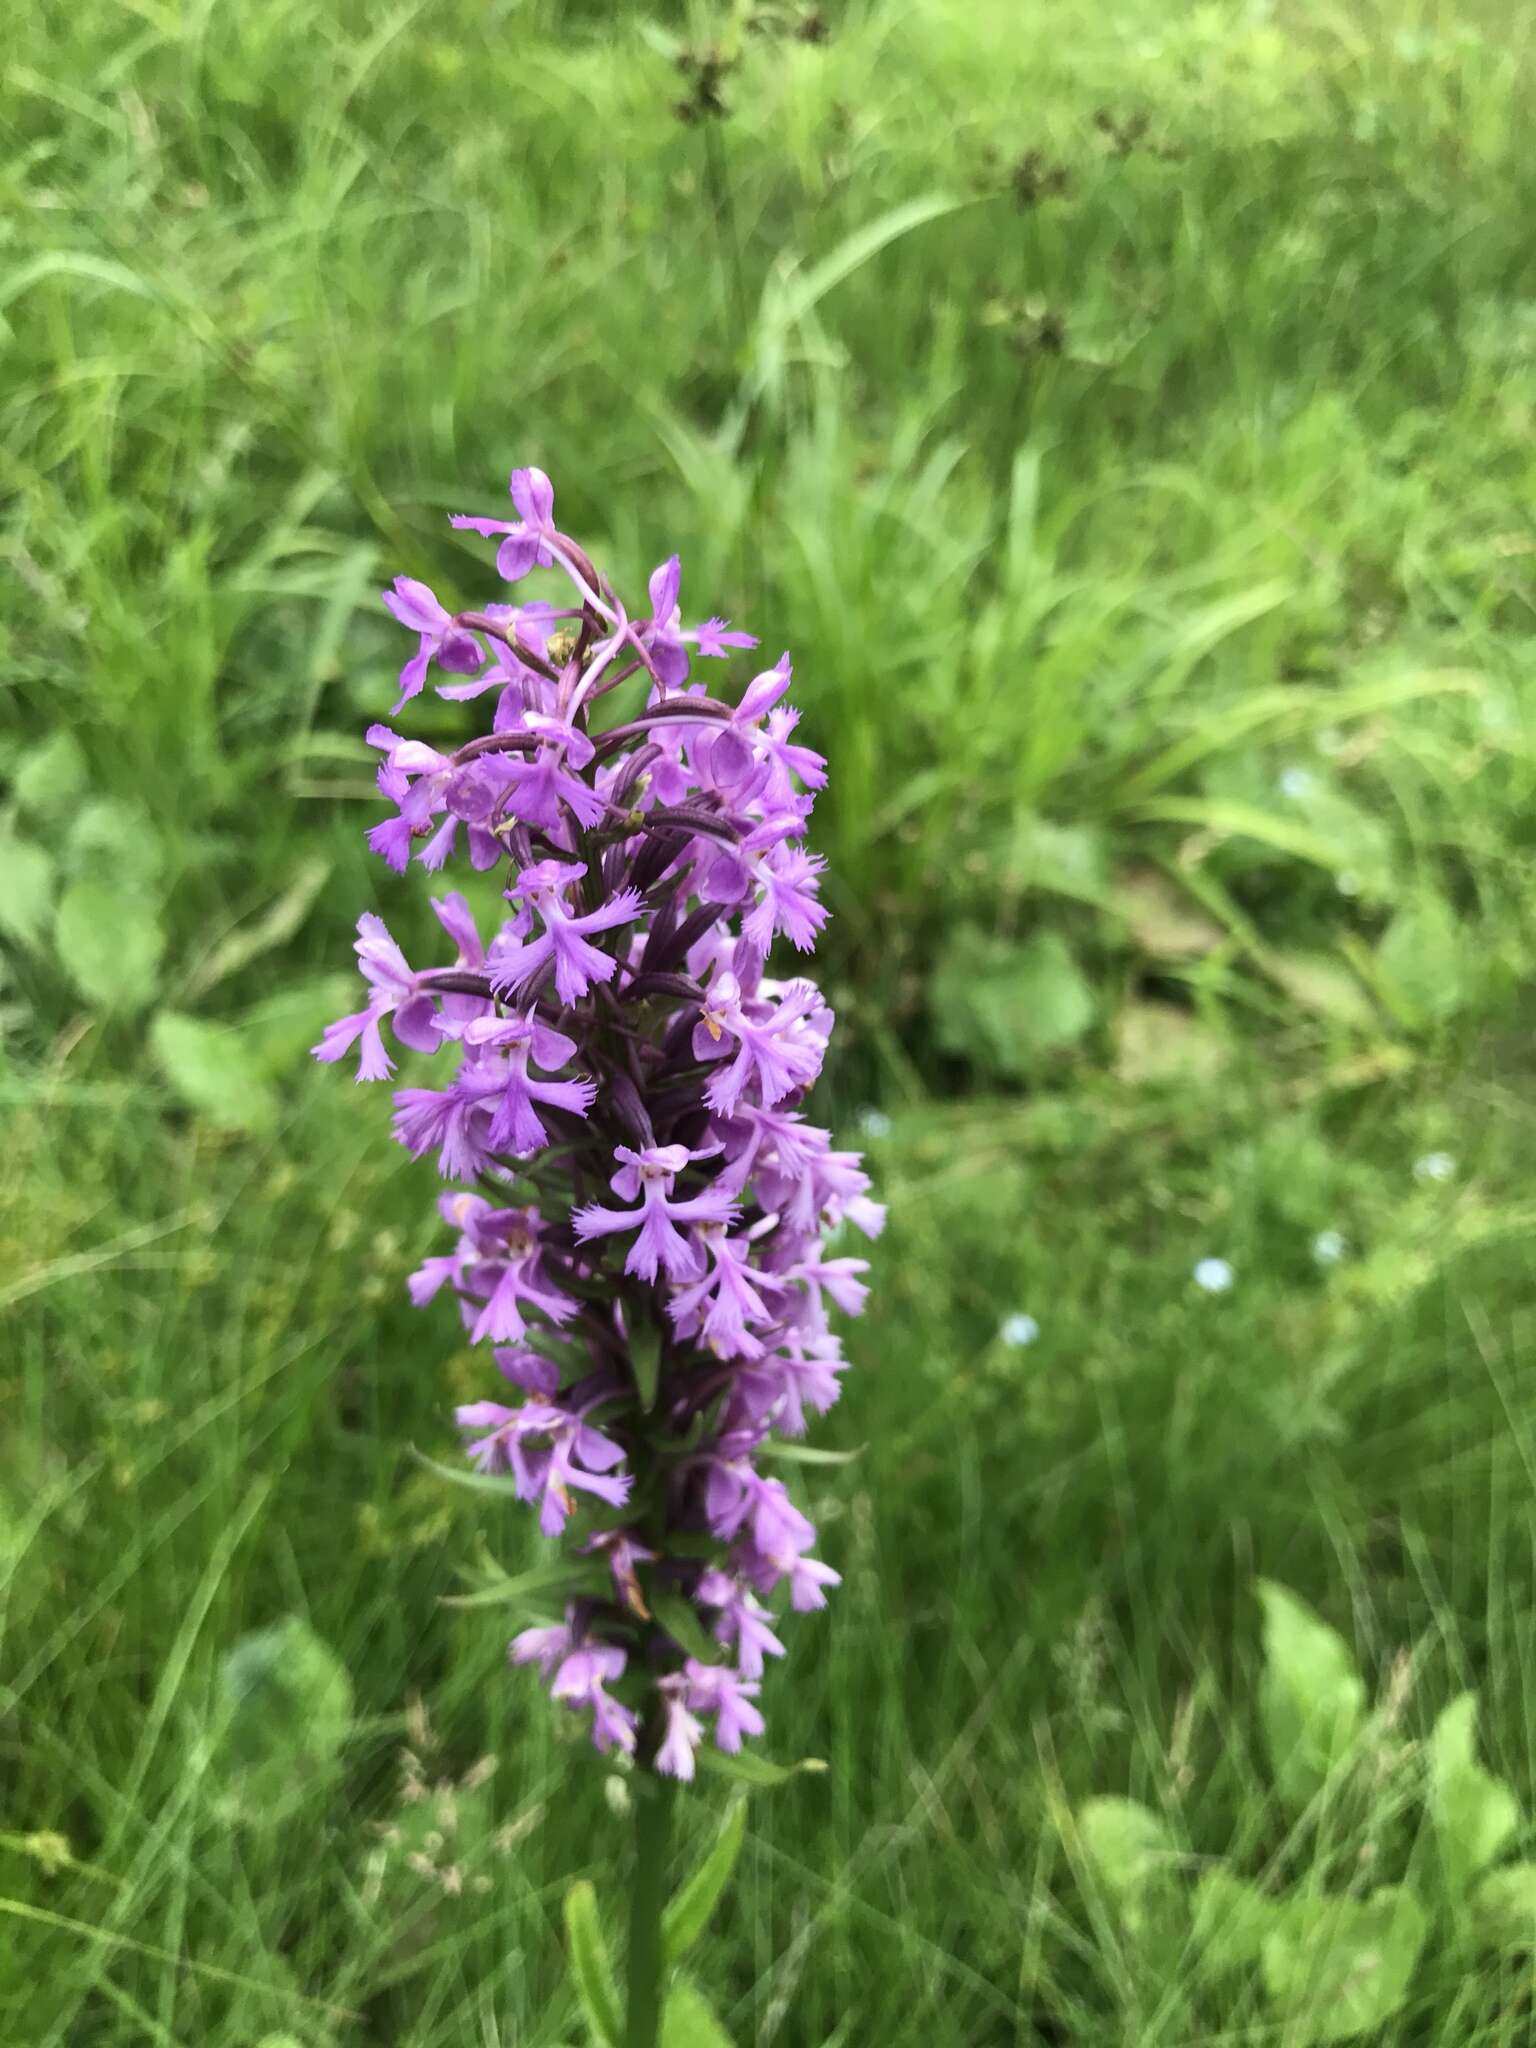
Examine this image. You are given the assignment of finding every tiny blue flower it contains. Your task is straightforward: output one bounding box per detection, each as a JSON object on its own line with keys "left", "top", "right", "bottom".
{"left": 1000, "top": 1313, "right": 1040, "bottom": 1347}
{"left": 1279, "top": 766, "right": 1314, "bottom": 800}
{"left": 1414, "top": 1151, "right": 1456, "bottom": 1184}
{"left": 1312, "top": 1229, "right": 1348, "bottom": 1266}
{"left": 858, "top": 1108, "right": 892, "bottom": 1141}
{"left": 1193, "top": 1257, "right": 1234, "bottom": 1294}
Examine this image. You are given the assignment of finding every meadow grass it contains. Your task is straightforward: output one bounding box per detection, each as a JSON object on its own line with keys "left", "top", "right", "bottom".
{"left": 4, "top": 0, "right": 1536, "bottom": 2040}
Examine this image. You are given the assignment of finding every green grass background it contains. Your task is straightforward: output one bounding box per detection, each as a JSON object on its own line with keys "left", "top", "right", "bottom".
{"left": 4, "top": 0, "right": 1536, "bottom": 2039}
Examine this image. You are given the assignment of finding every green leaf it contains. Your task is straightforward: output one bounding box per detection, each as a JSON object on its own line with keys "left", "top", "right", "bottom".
{"left": 149, "top": 1011, "right": 278, "bottom": 1133}
{"left": 1375, "top": 895, "right": 1466, "bottom": 1027}
{"left": 1267, "top": 951, "right": 1377, "bottom": 1031}
{"left": 439, "top": 1557, "right": 610, "bottom": 1613}
{"left": 1471, "top": 1864, "right": 1536, "bottom": 1952}
{"left": 753, "top": 1440, "right": 863, "bottom": 1467}
{"left": 663, "top": 1797, "right": 747, "bottom": 1966}
{"left": 54, "top": 879, "right": 164, "bottom": 1011}
{"left": 0, "top": 835, "right": 56, "bottom": 950}
{"left": 563, "top": 1881, "right": 621, "bottom": 2048}
{"left": 64, "top": 797, "right": 164, "bottom": 888}
{"left": 1192, "top": 1868, "right": 1281, "bottom": 1976}
{"left": 662, "top": 1974, "right": 735, "bottom": 2048}
{"left": 12, "top": 730, "right": 87, "bottom": 815}
{"left": 650, "top": 1590, "right": 726, "bottom": 1666}
{"left": 181, "top": 857, "right": 333, "bottom": 1000}
{"left": 1076, "top": 1797, "right": 1179, "bottom": 1938}
{"left": 1260, "top": 1886, "right": 1427, "bottom": 2041}
{"left": 238, "top": 974, "right": 356, "bottom": 1078}
{"left": 1429, "top": 1692, "right": 1520, "bottom": 1901}
{"left": 409, "top": 1446, "right": 526, "bottom": 1499}
{"left": 1256, "top": 1581, "right": 1366, "bottom": 1813}
{"left": 628, "top": 1318, "right": 663, "bottom": 1411}
{"left": 212, "top": 1618, "right": 352, "bottom": 1826}
{"left": 931, "top": 926, "right": 1094, "bottom": 1079}
{"left": 695, "top": 1748, "right": 827, "bottom": 1789}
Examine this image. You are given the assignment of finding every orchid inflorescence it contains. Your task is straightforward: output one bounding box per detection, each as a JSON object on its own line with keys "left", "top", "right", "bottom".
{"left": 314, "top": 468, "right": 880, "bottom": 1780}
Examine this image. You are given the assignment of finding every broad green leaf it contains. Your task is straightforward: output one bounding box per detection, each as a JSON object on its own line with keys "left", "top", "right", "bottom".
{"left": 12, "top": 730, "right": 87, "bottom": 815}
{"left": 663, "top": 1797, "right": 747, "bottom": 1965}
{"left": 1375, "top": 895, "right": 1466, "bottom": 1027}
{"left": 1471, "top": 1864, "right": 1536, "bottom": 1951}
{"left": 1260, "top": 1886, "right": 1426, "bottom": 2041}
{"left": 149, "top": 1011, "right": 278, "bottom": 1133}
{"left": 695, "top": 1748, "right": 826, "bottom": 1789}
{"left": 1192, "top": 1867, "right": 1281, "bottom": 1976}
{"left": 1076, "top": 1797, "right": 1179, "bottom": 1937}
{"left": 1429, "top": 1692, "right": 1519, "bottom": 1901}
{"left": 64, "top": 797, "right": 164, "bottom": 888}
{"left": 0, "top": 835, "right": 55, "bottom": 949}
{"left": 563, "top": 1881, "right": 621, "bottom": 2048}
{"left": 54, "top": 879, "right": 164, "bottom": 1011}
{"left": 662, "top": 1973, "right": 734, "bottom": 2048}
{"left": 651, "top": 1590, "right": 727, "bottom": 1666}
{"left": 238, "top": 974, "right": 355, "bottom": 1077}
{"left": 213, "top": 1618, "right": 352, "bottom": 1825}
{"left": 1256, "top": 1581, "right": 1366, "bottom": 1812}
{"left": 931, "top": 926, "right": 1094, "bottom": 1079}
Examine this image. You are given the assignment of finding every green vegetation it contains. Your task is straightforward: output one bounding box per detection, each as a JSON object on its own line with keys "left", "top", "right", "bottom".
{"left": 4, "top": 0, "right": 1536, "bottom": 2040}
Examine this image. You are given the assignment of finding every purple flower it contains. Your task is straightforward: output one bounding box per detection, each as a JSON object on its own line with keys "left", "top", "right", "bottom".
{"left": 310, "top": 914, "right": 441, "bottom": 1080}
{"left": 487, "top": 861, "right": 643, "bottom": 1007}
{"left": 382, "top": 579, "right": 486, "bottom": 713}
{"left": 315, "top": 466, "right": 875, "bottom": 1772}
{"left": 573, "top": 1145, "right": 739, "bottom": 1283}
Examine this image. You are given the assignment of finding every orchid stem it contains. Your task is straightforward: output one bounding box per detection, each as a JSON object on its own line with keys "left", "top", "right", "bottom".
{"left": 624, "top": 1765, "right": 676, "bottom": 2048}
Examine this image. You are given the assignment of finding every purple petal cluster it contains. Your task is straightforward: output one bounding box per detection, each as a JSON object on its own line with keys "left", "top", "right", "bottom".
{"left": 315, "top": 469, "right": 880, "bottom": 1778}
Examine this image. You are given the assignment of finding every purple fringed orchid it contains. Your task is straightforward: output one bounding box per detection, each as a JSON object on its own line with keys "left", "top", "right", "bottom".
{"left": 313, "top": 467, "right": 881, "bottom": 1781}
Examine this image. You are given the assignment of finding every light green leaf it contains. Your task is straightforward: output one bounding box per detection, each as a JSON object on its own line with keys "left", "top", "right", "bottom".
{"left": 663, "top": 1797, "right": 747, "bottom": 1966}
{"left": 0, "top": 835, "right": 56, "bottom": 950}
{"left": 1256, "top": 1581, "right": 1366, "bottom": 1813}
{"left": 438, "top": 1557, "right": 609, "bottom": 1614}
{"left": 563, "top": 1881, "right": 621, "bottom": 2048}
{"left": 239, "top": 974, "right": 356, "bottom": 1078}
{"left": 213, "top": 1618, "right": 352, "bottom": 1826}
{"left": 695, "top": 1748, "right": 826, "bottom": 1790}
{"left": 650, "top": 1590, "right": 727, "bottom": 1667}
{"left": 54, "top": 879, "right": 164, "bottom": 1011}
{"left": 1112, "top": 1001, "right": 1228, "bottom": 1085}
{"left": 753, "top": 1440, "right": 863, "bottom": 1467}
{"left": 1429, "top": 1692, "right": 1519, "bottom": 1901}
{"left": 1260, "top": 1886, "right": 1427, "bottom": 2041}
{"left": 1267, "top": 951, "right": 1377, "bottom": 1031}
{"left": 409, "top": 1446, "right": 526, "bottom": 1500}
{"left": 1076, "top": 1797, "right": 1179, "bottom": 1937}
{"left": 1471, "top": 1864, "right": 1536, "bottom": 1952}
{"left": 662, "top": 1973, "right": 735, "bottom": 2048}
{"left": 64, "top": 797, "right": 164, "bottom": 888}
{"left": 149, "top": 1011, "right": 278, "bottom": 1133}
{"left": 12, "top": 730, "right": 87, "bottom": 815}
{"left": 1375, "top": 895, "right": 1466, "bottom": 1027}
{"left": 1192, "top": 1867, "right": 1281, "bottom": 1976}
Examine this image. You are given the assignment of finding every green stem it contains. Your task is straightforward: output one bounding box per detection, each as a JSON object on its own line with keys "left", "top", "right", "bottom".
{"left": 624, "top": 1768, "right": 676, "bottom": 2048}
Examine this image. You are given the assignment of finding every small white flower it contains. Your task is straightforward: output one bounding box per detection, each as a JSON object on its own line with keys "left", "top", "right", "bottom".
{"left": 1193, "top": 1257, "right": 1234, "bottom": 1294}
{"left": 858, "top": 1108, "right": 892, "bottom": 1141}
{"left": 1335, "top": 871, "right": 1361, "bottom": 898}
{"left": 1000, "top": 1312, "right": 1040, "bottom": 1348}
{"left": 1312, "top": 1230, "right": 1348, "bottom": 1266}
{"left": 1414, "top": 1151, "right": 1456, "bottom": 1184}
{"left": 1279, "top": 766, "right": 1315, "bottom": 800}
